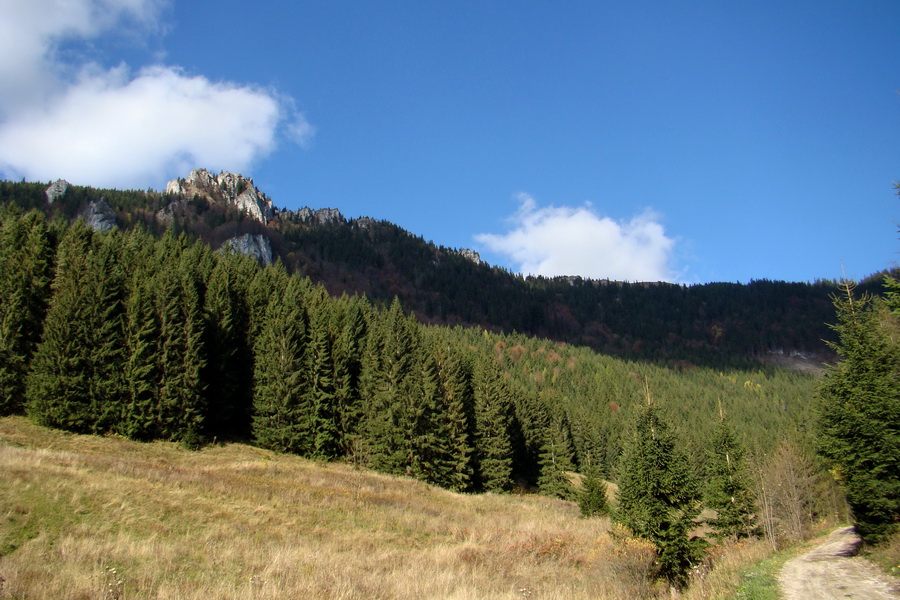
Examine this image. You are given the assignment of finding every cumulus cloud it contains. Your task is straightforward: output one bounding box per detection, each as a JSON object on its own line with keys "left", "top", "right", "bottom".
{"left": 0, "top": 0, "right": 311, "bottom": 189}
{"left": 475, "top": 194, "right": 677, "bottom": 282}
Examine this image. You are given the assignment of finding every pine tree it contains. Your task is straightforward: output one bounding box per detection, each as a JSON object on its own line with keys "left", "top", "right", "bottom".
{"left": 252, "top": 275, "right": 311, "bottom": 454}
{"left": 0, "top": 210, "right": 53, "bottom": 414}
{"left": 579, "top": 463, "right": 609, "bottom": 517}
{"left": 305, "top": 285, "right": 340, "bottom": 459}
{"left": 511, "top": 391, "right": 551, "bottom": 487}
{"left": 359, "top": 299, "right": 420, "bottom": 474}
{"left": 245, "top": 261, "right": 290, "bottom": 350}
{"left": 27, "top": 222, "right": 94, "bottom": 430}
{"left": 537, "top": 411, "right": 578, "bottom": 500}
{"left": 431, "top": 334, "right": 476, "bottom": 492}
{"left": 472, "top": 356, "right": 515, "bottom": 492}
{"left": 615, "top": 384, "right": 703, "bottom": 588}
{"left": 120, "top": 270, "right": 159, "bottom": 440}
{"left": 26, "top": 223, "right": 127, "bottom": 433}
{"left": 330, "top": 294, "right": 368, "bottom": 456}
{"left": 203, "top": 251, "right": 257, "bottom": 439}
{"left": 150, "top": 235, "right": 208, "bottom": 444}
{"left": 817, "top": 282, "right": 900, "bottom": 543}
{"left": 704, "top": 406, "right": 758, "bottom": 541}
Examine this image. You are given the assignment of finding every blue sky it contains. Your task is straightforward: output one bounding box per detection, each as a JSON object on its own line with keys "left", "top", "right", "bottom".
{"left": 0, "top": 1, "right": 897, "bottom": 284}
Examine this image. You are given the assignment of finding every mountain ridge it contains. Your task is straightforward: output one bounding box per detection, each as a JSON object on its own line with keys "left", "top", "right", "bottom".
{"left": 1, "top": 171, "right": 893, "bottom": 365}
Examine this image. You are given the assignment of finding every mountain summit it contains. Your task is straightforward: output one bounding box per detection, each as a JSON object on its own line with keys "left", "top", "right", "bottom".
{"left": 165, "top": 169, "right": 274, "bottom": 223}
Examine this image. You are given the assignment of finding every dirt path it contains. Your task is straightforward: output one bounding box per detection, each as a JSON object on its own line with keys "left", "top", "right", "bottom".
{"left": 779, "top": 526, "right": 900, "bottom": 599}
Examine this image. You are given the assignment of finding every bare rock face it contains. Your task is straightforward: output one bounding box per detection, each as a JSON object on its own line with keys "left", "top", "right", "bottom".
{"left": 284, "top": 206, "right": 345, "bottom": 225}
{"left": 221, "top": 233, "right": 274, "bottom": 266}
{"left": 165, "top": 169, "right": 274, "bottom": 223}
{"left": 459, "top": 248, "right": 481, "bottom": 265}
{"left": 45, "top": 179, "right": 70, "bottom": 203}
{"left": 79, "top": 198, "right": 116, "bottom": 232}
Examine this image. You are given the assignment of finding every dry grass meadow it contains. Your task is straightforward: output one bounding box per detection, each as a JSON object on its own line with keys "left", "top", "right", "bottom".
{"left": 0, "top": 416, "right": 773, "bottom": 599}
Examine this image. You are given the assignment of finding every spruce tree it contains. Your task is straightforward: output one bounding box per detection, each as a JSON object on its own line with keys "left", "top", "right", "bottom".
{"left": 615, "top": 385, "right": 703, "bottom": 588}
{"left": 305, "top": 285, "right": 340, "bottom": 459}
{"left": 537, "top": 411, "right": 578, "bottom": 500}
{"left": 472, "top": 356, "right": 515, "bottom": 492}
{"left": 245, "top": 261, "right": 290, "bottom": 350}
{"left": 431, "top": 334, "right": 476, "bottom": 492}
{"left": 817, "top": 282, "right": 900, "bottom": 543}
{"left": 330, "top": 294, "right": 368, "bottom": 456}
{"left": 704, "top": 407, "right": 758, "bottom": 541}
{"left": 0, "top": 210, "right": 53, "bottom": 414}
{"left": 407, "top": 346, "right": 456, "bottom": 486}
{"left": 203, "top": 251, "right": 256, "bottom": 439}
{"left": 359, "top": 298, "right": 420, "bottom": 474}
{"left": 252, "top": 275, "right": 311, "bottom": 453}
{"left": 579, "top": 463, "right": 609, "bottom": 517}
{"left": 120, "top": 270, "right": 159, "bottom": 440}
{"left": 27, "top": 222, "right": 95, "bottom": 431}
{"left": 26, "top": 223, "right": 127, "bottom": 433}
{"left": 150, "top": 235, "right": 208, "bottom": 443}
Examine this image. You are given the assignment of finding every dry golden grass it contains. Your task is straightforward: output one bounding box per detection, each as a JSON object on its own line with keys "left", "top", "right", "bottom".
{"left": 0, "top": 417, "right": 670, "bottom": 599}
{"left": 0, "top": 416, "right": 791, "bottom": 599}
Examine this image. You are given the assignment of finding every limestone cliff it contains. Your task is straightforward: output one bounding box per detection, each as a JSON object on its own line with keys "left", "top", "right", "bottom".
{"left": 221, "top": 233, "right": 274, "bottom": 266}
{"left": 165, "top": 169, "right": 274, "bottom": 223}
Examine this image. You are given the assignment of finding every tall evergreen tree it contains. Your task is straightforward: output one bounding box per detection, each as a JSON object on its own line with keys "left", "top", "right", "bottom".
{"left": 26, "top": 223, "right": 127, "bottom": 433}
{"left": 615, "top": 385, "right": 703, "bottom": 588}
{"left": 472, "top": 356, "right": 515, "bottom": 492}
{"left": 305, "top": 285, "right": 341, "bottom": 459}
{"left": 252, "top": 275, "right": 311, "bottom": 453}
{"left": 0, "top": 209, "right": 54, "bottom": 414}
{"left": 245, "top": 261, "right": 290, "bottom": 350}
{"left": 359, "top": 298, "right": 420, "bottom": 474}
{"left": 817, "top": 282, "right": 900, "bottom": 543}
{"left": 203, "top": 251, "right": 257, "bottom": 438}
{"left": 120, "top": 269, "right": 160, "bottom": 440}
{"left": 430, "top": 334, "right": 476, "bottom": 492}
{"left": 330, "top": 294, "right": 368, "bottom": 456}
{"left": 537, "top": 411, "right": 578, "bottom": 500}
{"left": 150, "top": 235, "right": 208, "bottom": 443}
{"left": 704, "top": 406, "right": 758, "bottom": 541}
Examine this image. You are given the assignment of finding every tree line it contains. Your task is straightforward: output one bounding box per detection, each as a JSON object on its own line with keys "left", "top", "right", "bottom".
{"left": 7, "top": 178, "right": 891, "bottom": 368}
{"left": 0, "top": 208, "right": 585, "bottom": 495}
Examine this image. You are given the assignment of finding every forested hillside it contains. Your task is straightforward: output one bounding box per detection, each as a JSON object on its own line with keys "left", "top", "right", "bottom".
{"left": 3, "top": 177, "right": 891, "bottom": 366}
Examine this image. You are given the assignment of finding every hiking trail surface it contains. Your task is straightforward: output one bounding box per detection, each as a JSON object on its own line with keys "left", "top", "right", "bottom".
{"left": 779, "top": 526, "right": 900, "bottom": 599}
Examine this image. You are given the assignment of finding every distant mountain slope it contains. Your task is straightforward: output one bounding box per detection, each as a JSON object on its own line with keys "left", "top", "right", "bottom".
{"left": 1, "top": 173, "right": 891, "bottom": 365}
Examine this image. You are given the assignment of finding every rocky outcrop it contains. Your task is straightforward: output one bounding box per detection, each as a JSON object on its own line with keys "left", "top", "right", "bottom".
{"left": 458, "top": 249, "right": 481, "bottom": 265}
{"left": 353, "top": 217, "right": 378, "bottom": 230}
{"left": 80, "top": 198, "right": 116, "bottom": 232}
{"left": 279, "top": 206, "right": 346, "bottom": 225}
{"left": 221, "top": 233, "right": 274, "bottom": 266}
{"left": 45, "top": 179, "right": 70, "bottom": 203}
{"left": 165, "top": 169, "right": 274, "bottom": 223}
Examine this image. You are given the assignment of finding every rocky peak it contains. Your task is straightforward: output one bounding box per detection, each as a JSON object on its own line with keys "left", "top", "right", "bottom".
{"left": 45, "top": 179, "right": 70, "bottom": 203}
{"left": 458, "top": 248, "right": 481, "bottom": 265}
{"left": 165, "top": 169, "right": 274, "bottom": 223}
{"left": 281, "top": 206, "right": 346, "bottom": 225}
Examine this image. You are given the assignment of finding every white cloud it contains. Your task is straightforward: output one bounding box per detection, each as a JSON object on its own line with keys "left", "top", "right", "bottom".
{"left": 475, "top": 193, "right": 677, "bottom": 282}
{"left": 0, "top": 0, "right": 311, "bottom": 189}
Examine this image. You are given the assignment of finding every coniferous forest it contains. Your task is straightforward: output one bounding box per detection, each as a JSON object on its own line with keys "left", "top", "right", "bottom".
{"left": 1, "top": 178, "right": 897, "bottom": 587}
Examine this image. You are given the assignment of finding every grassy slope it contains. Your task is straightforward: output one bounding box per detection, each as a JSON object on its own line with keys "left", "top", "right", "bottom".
{"left": 0, "top": 416, "right": 787, "bottom": 600}
{"left": 0, "top": 417, "right": 664, "bottom": 599}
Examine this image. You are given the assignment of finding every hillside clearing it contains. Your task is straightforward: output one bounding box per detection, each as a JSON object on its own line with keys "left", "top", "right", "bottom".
{"left": 0, "top": 417, "right": 672, "bottom": 599}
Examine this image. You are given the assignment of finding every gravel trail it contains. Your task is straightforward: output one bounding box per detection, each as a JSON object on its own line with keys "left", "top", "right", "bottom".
{"left": 779, "top": 526, "right": 900, "bottom": 600}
